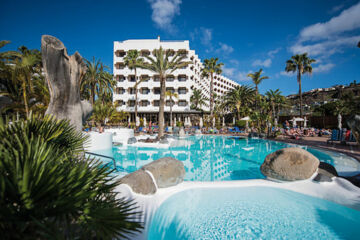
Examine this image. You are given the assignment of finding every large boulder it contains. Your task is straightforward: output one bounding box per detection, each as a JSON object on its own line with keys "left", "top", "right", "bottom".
{"left": 261, "top": 147, "right": 320, "bottom": 181}
{"left": 41, "top": 35, "right": 92, "bottom": 131}
{"left": 142, "top": 157, "right": 185, "bottom": 188}
{"left": 119, "top": 170, "right": 156, "bottom": 195}
{"left": 127, "top": 137, "right": 137, "bottom": 144}
{"left": 347, "top": 115, "right": 360, "bottom": 144}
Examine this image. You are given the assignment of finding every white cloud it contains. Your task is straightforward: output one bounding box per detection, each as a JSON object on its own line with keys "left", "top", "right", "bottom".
{"left": 148, "top": 0, "right": 182, "bottom": 31}
{"left": 290, "top": 35, "right": 360, "bottom": 57}
{"left": 280, "top": 71, "right": 296, "bottom": 77}
{"left": 200, "top": 28, "right": 213, "bottom": 46}
{"left": 222, "top": 67, "right": 236, "bottom": 78}
{"left": 289, "top": 2, "right": 360, "bottom": 63}
{"left": 252, "top": 58, "right": 272, "bottom": 68}
{"left": 313, "top": 63, "right": 335, "bottom": 73}
{"left": 267, "top": 47, "right": 282, "bottom": 57}
{"left": 329, "top": 3, "right": 345, "bottom": 14}
{"left": 299, "top": 2, "right": 360, "bottom": 41}
{"left": 237, "top": 71, "right": 252, "bottom": 81}
{"left": 215, "top": 42, "right": 234, "bottom": 55}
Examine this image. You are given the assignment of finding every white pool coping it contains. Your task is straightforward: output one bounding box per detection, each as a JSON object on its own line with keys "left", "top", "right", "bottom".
{"left": 115, "top": 171, "right": 360, "bottom": 240}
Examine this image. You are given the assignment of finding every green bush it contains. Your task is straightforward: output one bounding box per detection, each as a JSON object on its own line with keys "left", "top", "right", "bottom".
{"left": 0, "top": 116, "right": 142, "bottom": 239}
{"left": 176, "top": 121, "right": 183, "bottom": 127}
{"left": 235, "top": 120, "right": 246, "bottom": 128}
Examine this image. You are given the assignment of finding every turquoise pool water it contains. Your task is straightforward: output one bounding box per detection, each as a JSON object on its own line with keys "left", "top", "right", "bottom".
{"left": 148, "top": 187, "right": 360, "bottom": 240}
{"left": 94, "top": 136, "right": 360, "bottom": 181}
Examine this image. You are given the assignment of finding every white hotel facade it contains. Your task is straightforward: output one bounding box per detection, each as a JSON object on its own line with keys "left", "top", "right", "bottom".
{"left": 113, "top": 37, "right": 239, "bottom": 123}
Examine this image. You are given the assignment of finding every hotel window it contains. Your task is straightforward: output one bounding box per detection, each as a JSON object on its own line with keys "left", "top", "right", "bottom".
{"left": 166, "top": 100, "right": 175, "bottom": 107}
{"left": 141, "top": 75, "right": 150, "bottom": 82}
{"left": 141, "top": 88, "right": 150, "bottom": 94}
{"left": 140, "top": 100, "right": 149, "bottom": 107}
{"left": 116, "top": 88, "right": 125, "bottom": 94}
{"left": 154, "top": 88, "right": 161, "bottom": 94}
{"left": 178, "top": 100, "right": 187, "bottom": 106}
{"left": 117, "top": 75, "right": 125, "bottom": 82}
{"left": 166, "top": 88, "right": 175, "bottom": 93}
{"left": 129, "top": 76, "right": 136, "bottom": 82}
{"left": 129, "top": 88, "right": 136, "bottom": 94}
{"left": 166, "top": 76, "right": 174, "bottom": 82}
{"left": 154, "top": 76, "right": 160, "bottom": 82}
{"left": 178, "top": 75, "right": 187, "bottom": 82}
{"left": 116, "top": 100, "right": 124, "bottom": 106}
{"left": 153, "top": 100, "right": 160, "bottom": 106}
{"left": 117, "top": 51, "right": 126, "bottom": 57}
{"left": 128, "top": 100, "right": 136, "bottom": 107}
{"left": 178, "top": 87, "right": 187, "bottom": 94}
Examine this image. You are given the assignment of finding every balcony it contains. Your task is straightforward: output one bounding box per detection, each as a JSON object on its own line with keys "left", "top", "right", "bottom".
{"left": 140, "top": 88, "right": 150, "bottom": 94}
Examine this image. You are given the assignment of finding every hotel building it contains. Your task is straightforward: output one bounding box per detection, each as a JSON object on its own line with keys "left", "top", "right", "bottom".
{"left": 113, "top": 37, "right": 239, "bottom": 123}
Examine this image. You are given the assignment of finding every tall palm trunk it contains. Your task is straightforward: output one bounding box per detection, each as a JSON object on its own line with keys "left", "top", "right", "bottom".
{"left": 210, "top": 72, "right": 214, "bottom": 127}
{"left": 91, "top": 82, "right": 95, "bottom": 105}
{"left": 22, "top": 80, "right": 29, "bottom": 117}
{"left": 170, "top": 95, "right": 173, "bottom": 127}
{"left": 134, "top": 68, "right": 138, "bottom": 120}
{"left": 158, "top": 75, "right": 166, "bottom": 138}
{"left": 297, "top": 69, "right": 303, "bottom": 118}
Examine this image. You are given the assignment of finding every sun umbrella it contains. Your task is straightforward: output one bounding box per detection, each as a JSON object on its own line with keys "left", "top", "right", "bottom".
{"left": 136, "top": 116, "right": 140, "bottom": 127}
{"left": 199, "top": 117, "right": 203, "bottom": 128}
{"left": 233, "top": 117, "right": 235, "bottom": 125}
{"left": 144, "top": 117, "right": 147, "bottom": 127}
{"left": 222, "top": 117, "right": 225, "bottom": 127}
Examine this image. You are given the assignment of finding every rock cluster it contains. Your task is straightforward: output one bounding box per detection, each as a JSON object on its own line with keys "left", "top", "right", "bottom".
{"left": 120, "top": 157, "right": 185, "bottom": 194}
{"left": 260, "top": 147, "right": 320, "bottom": 181}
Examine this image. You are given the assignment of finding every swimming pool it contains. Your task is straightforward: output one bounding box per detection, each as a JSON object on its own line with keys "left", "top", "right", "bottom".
{"left": 148, "top": 187, "right": 360, "bottom": 240}
{"left": 94, "top": 136, "right": 360, "bottom": 181}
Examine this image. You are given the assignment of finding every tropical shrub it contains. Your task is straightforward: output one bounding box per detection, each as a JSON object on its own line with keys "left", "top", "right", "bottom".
{"left": 235, "top": 120, "right": 246, "bottom": 128}
{"left": 0, "top": 116, "right": 142, "bottom": 239}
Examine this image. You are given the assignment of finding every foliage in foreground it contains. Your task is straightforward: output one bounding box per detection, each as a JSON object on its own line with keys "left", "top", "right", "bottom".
{"left": 0, "top": 116, "right": 142, "bottom": 239}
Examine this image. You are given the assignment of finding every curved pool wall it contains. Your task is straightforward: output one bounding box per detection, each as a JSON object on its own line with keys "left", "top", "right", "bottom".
{"left": 105, "top": 128, "right": 134, "bottom": 145}
{"left": 148, "top": 187, "right": 360, "bottom": 240}
{"left": 116, "top": 175, "right": 360, "bottom": 240}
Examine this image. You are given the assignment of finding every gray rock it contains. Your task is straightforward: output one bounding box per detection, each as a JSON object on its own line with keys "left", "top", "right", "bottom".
{"left": 142, "top": 157, "right": 185, "bottom": 188}
{"left": 159, "top": 138, "right": 169, "bottom": 144}
{"left": 313, "top": 173, "right": 332, "bottom": 182}
{"left": 260, "top": 147, "right": 320, "bottom": 181}
{"left": 347, "top": 115, "right": 360, "bottom": 144}
{"left": 119, "top": 170, "right": 156, "bottom": 195}
{"left": 127, "top": 137, "right": 137, "bottom": 144}
{"left": 318, "top": 162, "right": 338, "bottom": 178}
{"left": 41, "top": 35, "right": 92, "bottom": 131}
{"left": 248, "top": 132, "right": 259, "bottom": 138}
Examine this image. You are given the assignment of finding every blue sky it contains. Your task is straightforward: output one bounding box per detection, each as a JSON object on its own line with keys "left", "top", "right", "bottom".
{"left": 1, "top": 0, "right": 359, "bottom": 95}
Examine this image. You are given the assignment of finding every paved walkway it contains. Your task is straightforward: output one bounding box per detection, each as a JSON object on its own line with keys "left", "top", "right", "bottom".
{"left": 275, "top": 135, "right": 360, "bottom": 162}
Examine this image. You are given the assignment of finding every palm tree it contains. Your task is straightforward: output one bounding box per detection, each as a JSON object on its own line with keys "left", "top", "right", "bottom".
{"left": 247, "top": 68, "right": 269, "bottom": 95}
{"left": 265, "top": 89, "right": 282, "bottom": 122}
{"left": 11, "top": 46, "right": 42, "bottom": 117}
{"left": 201, "top": 58, "right": 223, "bottom": 127}
{"left": 124, "top": 50, "right": 144, "bottom": 120}
{"left": 81, "top": 57, "right": 113, "bottom": 105}
{"left": 138, "top": 47, "right": 191, "bottom": 138}
{"left": 165, "top": 90, "right": 178, "bottom": 127}
{"left": 285, "top": 53, "right": 316, "bottom": 118}
{"left": 225, "top": 85, "right": 255, "bottom": 120}
{"left": 190, "top": 88, "right": 207, "bottom": 111}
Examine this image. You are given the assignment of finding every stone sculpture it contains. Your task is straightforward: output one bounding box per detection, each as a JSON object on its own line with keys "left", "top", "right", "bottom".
{"left": 347, "top": 115, "right": 360, "bottom": 144}
{"left": 41, "top": 35, "right": 92, "bottom": 131}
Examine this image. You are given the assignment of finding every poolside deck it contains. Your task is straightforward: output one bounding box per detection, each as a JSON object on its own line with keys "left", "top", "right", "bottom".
{"left": 274, "top": 135, "right": 360, "bottom": 162}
